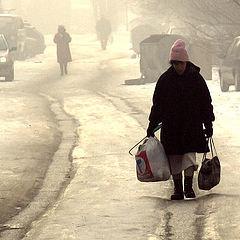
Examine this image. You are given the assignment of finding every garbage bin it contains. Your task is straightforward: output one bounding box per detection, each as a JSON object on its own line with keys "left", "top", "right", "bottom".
{"left": 131, "top": 24, "right": 158, "bottom": 56}
{"left": 140, "top": 34, "right": 188, "bottom": 83}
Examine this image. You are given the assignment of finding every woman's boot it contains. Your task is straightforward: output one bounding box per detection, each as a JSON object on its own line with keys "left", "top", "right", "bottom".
{"left": 184, "top": 176, "right": 196, "bottom": 198}
{"left": 171, "top": 178, "right": 184, "bottom": 200}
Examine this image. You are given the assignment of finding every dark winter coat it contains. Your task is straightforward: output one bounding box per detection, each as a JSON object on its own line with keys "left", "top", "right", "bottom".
{"left": 96, "top": 18, "right": 112, "bottom": 38}
{"left": 53, "top": 32, "right": 72, "bottom": 63}
{"left": 148, "top": 62, "right": 215, "bottom": 155}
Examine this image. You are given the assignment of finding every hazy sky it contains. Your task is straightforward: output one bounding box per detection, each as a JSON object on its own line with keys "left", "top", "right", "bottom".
{"left": 71, "top": 0, "right": 91, "bottom": 9}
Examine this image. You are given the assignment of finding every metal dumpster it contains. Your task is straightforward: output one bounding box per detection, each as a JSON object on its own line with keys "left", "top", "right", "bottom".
{"left": 139, "top": 34, "right": 212, "bottom": 83}
{"left": 140, "top": 34, "right": 188, "bottom": 83}
{"left": 131, "top": 24, "right": 158, "bottom": 56}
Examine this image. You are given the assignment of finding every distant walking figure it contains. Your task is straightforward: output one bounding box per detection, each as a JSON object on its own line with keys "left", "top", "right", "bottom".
{"left": 147, "top": 39, "right": 215, "bottom": 200}
{"left": 96, "top": 16, "right": 112, "bottom": 50}
{"left": 53, "top": 25, "right": 72, "bottom": 76}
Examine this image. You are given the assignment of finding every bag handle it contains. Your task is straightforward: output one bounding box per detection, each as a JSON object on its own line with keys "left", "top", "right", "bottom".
{"left": 128, "top": 136, "right": 147, "bottom": 156}
{"left": 202, "top": 137, "right": 218, "bottom": 162}
{"left": 202, "top": 138, "right": 210, "bottom": 161}
{"left": 128, "top": 123, "right": 162, "bottom": 156}
{"left": 210, "top": 137, "right": 218, "bottom": 156}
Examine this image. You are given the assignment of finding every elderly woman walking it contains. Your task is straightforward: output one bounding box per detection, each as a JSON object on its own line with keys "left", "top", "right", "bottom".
{"left": 53, "top": 25, "right": 72, "bottom": 76}
{"left": 147, "top": 39, "right": 215, "bottom": 200}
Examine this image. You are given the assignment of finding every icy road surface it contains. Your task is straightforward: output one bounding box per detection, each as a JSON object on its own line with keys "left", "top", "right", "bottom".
{"left": 4, "top": 32, "right": 240, "bottom": 240}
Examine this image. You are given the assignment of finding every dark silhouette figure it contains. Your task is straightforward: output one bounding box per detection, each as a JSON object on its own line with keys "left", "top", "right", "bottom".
{"left": 96, "top": 16, "right": 112, "bottom": 50}
{"left": 147, "top": 39, "right": 215, "bottom": 200}
{"left": 53, "top": 25, "right": 72, "bottom": 76}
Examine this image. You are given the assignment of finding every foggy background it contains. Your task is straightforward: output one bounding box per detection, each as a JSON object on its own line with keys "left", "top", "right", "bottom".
{"left": 1, "top": 0, "right": 240, "bottom": 63}
{"left": 0, "top": 1, "right": 239, "bottom": 239}
{"left": 0, "top": 0, "right": 126, "bottom": 33}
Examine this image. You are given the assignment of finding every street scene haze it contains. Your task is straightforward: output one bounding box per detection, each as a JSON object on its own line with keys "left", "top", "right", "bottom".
{"left": 0, "top": 0, "right": 239, "bottom": 239}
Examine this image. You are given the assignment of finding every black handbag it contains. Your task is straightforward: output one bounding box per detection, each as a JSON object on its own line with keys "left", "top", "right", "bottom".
{"left": 198, "top": 137, "right": 221, "bottom": 190}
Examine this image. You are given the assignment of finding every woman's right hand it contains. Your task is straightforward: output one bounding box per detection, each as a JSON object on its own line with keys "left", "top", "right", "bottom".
{"left": 147, "top": 123, "right": 155, "bottom": 137}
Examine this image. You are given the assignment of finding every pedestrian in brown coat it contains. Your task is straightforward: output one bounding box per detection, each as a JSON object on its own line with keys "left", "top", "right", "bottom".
{"left": 53, "top": 25, "right": 72, "bottom": 76}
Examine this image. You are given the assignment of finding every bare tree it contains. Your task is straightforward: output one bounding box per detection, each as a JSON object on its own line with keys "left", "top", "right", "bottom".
{"left": 127, "top": 0, "right": 240, "bottom": 58}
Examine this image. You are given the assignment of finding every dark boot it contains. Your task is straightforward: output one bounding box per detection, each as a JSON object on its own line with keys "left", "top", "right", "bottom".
{"left": 171, "top": 179, "right": 184, "bottom": 200}
{"left": 184, "top": 176, "right": 196, "bottom": 198}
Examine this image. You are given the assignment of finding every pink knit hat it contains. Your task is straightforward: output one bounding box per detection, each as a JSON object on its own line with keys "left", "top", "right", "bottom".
{"left": 169, "top": 39, "right": 189, "bottom": 62}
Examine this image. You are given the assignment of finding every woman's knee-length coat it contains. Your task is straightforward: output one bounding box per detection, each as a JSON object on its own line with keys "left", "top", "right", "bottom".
{"left": 53, "top": 32, "right": 72, "bottom": 63}
{"left": 148, "top": 62, "right": 215, "bottom": 155}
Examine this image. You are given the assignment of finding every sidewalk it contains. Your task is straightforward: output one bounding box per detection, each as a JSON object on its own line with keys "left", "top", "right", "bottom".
{"left": 17, "top": 31, "right": 170, "bottom": 239}
{"left": 21, "top": 87, "right": 167, "bottom": 240}
{"left": 4, "top": 30, "right": 239, "bottom": 240}
{"left": 0, "top": 46, "right": 60, "bottom": 226}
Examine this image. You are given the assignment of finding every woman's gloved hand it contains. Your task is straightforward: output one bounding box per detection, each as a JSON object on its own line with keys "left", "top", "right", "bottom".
{"left": 147, "top": 122, "right": 156, "bottom": 137}
{"left": 204, "top": 122, "right": 213, "bottom": 138}
{"left": 204, "top": 127, "right": 213, "bottom": 138}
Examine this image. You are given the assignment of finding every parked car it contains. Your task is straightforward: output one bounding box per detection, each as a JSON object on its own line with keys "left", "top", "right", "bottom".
{"left": 24, "top": 21, "right": 46, "bottom": 58}
{"left": 0, "top": 14, "right": 25, "bottom": 60}
{"left": 219, "top": 36, "right": 240, "bottom": 92}
{"left": 0, "top": 34, "right": 16, "bottom": 81}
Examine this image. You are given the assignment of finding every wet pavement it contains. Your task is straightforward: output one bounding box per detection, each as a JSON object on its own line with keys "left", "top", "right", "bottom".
{"left": 0, "top": 45, "right": 77, "bottom": 239}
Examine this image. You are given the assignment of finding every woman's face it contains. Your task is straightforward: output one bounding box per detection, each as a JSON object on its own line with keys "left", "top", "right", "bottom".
{"left": 58, "top": 26, "right": 65, "bottom": 33}
{"left": 172, "top": 61, "right": 187, "bottom": 75}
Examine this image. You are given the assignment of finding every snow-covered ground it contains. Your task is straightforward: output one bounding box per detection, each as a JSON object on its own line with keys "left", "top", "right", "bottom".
{"left": 44, "top": 27, "right": 240, "bottom": 156}
{"left": 105, "top": 28, "right": 240, "bottom": 148}
{"left": 17, "top": 29, "right": 240, "bottom": 156}
{"left": 19, "top": 30, "right": 240, "bottom": 240}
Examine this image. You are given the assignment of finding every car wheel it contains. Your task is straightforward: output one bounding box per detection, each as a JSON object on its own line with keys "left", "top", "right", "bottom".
{"left": 219, "top": 71, "right": 229, "bottom": 92}
{"left": 235, "top": 71, "right": 240, "bottom": 91}
{"left": 5, "top": 67, "right": 14, "bottom": 81}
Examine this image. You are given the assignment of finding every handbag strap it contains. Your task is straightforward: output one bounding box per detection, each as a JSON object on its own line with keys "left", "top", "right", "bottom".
{"left": 210, "top": 137, "right": 218, "bottom": 156}
{"left": 202, "top": 137, "right": 218, "bottom": 162}
{"left": 202, "top": 138, "right": 210, "bottom": 161}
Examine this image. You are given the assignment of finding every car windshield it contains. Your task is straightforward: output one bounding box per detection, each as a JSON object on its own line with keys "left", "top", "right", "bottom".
{"left": 0, "top": 37, "right": 7, "bottom": 51}
{"left": 0, "top": 17, "right": 13, "bottom": 29}
{"left": 0, "top": 16, "right": 24, "bottom": 31}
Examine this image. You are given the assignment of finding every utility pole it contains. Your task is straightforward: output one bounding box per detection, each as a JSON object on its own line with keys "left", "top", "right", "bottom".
{"left": 125, "top": 1, "right": 128, "bottom": 31}
{"left": 0, "top": 0, "right": 3, "bottom": 13}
